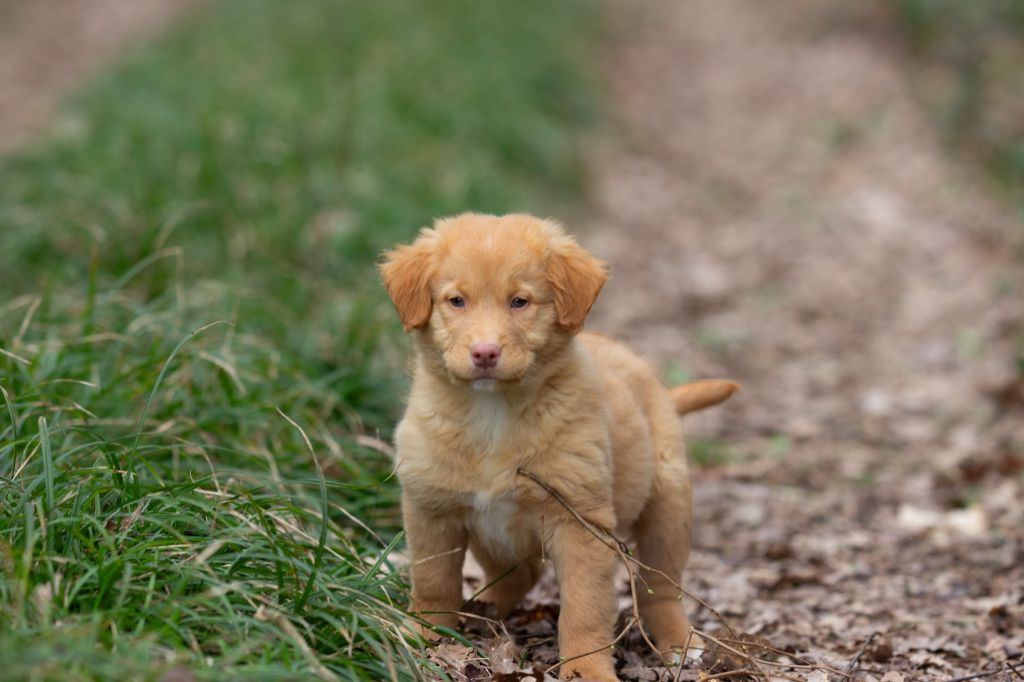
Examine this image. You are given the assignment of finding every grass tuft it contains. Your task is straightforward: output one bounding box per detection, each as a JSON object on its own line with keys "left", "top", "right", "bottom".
{"left": 0, "top": 0, "right": 600, "bottom": 678}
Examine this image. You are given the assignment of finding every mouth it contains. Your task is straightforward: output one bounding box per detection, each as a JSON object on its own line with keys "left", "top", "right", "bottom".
{"left": 472, "top": 378, "right": 497, "bottom": 392}
{"left": 445, "top": 366, "right": 502, "bottom": 387}
{"left": 469, "top": 367, "right": 500, "bottom": 391}
{"left": 445, "top": 363, "right": 523, "bottom": 388}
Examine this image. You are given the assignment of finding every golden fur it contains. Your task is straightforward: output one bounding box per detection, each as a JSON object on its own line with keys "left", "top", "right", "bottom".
{"left": 379, "top": 213, "right": 736, "bottom": 681}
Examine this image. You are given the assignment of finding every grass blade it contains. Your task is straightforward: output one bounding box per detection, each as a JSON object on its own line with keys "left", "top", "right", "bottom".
{"left": 38, "top": 416, "right": 54, "bottom": 513}
{"left": 277, "top": 407, "right": 329, "bottom": 614}
{"left": 125, "top": 320, "right": 232, "bottom": 495}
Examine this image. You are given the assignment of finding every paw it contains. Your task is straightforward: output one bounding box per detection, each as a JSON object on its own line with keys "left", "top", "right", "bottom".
{"left": 666, "top": 631, "right": 704, "bottom": 666}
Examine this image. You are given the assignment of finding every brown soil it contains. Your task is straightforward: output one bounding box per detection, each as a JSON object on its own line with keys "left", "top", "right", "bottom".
{"left": 0, "top": 0, "right": 199, "bottom": 152}
{"left": 581, "top": 1, "right": 1023, "bottom": 679}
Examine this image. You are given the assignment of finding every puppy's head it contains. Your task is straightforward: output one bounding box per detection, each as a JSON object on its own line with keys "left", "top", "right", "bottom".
{"left": 379, "top": 213, "right": 607, "bottom": 388}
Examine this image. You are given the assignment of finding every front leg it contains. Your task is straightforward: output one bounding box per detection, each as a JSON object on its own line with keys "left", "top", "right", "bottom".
{"left": 403, "top": 493, "right": 468, "bottom": 634}
{"left": 547, "top": 509, "right": 620, "bottom": 682}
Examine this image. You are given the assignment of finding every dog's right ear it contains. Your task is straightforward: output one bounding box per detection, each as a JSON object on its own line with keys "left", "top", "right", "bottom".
{"left": 379, "top": 232, "right": 437, "bottom": 331}
{"left": 546, "top": 234, "right": 608, "bottom": 335}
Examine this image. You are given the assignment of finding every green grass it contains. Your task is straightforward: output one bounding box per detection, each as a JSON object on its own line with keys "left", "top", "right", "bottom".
{"left": 0, "top": 0, "right": 600, "bottom": 679}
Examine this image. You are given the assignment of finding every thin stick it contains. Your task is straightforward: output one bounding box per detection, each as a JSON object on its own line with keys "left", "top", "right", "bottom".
{"left": 516, "top": 468, "right": 770, "bottom": 682}
{"left": 845, "top": 631, "right": 878, "bottom": 675}
{"left": 944, "top": 659, "right": 1024, "bottom": 682}
{"left": 422, "top": 609, "right": 503, "bottom": 627}
{"left": 543, "top": 617, "right": 638, "bottom": 676}
{"left": 516, "top": 468, "right": 659, "bottom": 656}
{"left": 714, "top": 636, "right": 851, "bottom": 677}
{"left": 673, "top": 628, "right": 697, "bottom": 682}
{"left": 695, "top": 628, "right": 853, "bottom": 678}
{"left": 518, "top": 469, "right": 849, "bottom": 682}
{"left": 698, "top": 669, "right": 777, "bottom": 681}
{"left": 624, "top": 553, "right": 661, "bottom": 655}
{"left": 695, "top": 670, "right": 747, "bottom": 681}
{"left": 412, "top": 546, "right": 464, "bottom": 565}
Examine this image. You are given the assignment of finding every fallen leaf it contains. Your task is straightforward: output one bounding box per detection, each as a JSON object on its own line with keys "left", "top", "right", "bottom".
{"left": 488, "top": 633, "right": 520, "bottom": 675}
{"left": 428, "top": 640, "right": 474, "bottom": 674}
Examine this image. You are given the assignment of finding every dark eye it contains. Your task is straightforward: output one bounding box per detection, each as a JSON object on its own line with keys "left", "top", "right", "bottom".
{"left": 510, "top": 296, "right": 529, "bottom": 309}
{"left": 448, "top": 296, "right": 465, "bottom": 308}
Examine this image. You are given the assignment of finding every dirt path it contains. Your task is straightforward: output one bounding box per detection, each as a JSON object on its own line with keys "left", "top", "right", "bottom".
{"left": 582, "top": 1, "right": 1024, "bottom": 679}
{"left": 0, "top": 0, "right": 199, "bottom": 152}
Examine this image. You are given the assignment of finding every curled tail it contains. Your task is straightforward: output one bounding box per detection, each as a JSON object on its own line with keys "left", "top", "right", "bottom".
{"left": 669, "top": 379, "right": 740, "bottom": 415}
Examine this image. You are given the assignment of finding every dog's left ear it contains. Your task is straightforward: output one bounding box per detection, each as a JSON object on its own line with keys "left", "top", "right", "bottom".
{"left": 546, "top": 235, "right": 608, "bottom": 335}
{"left": 378, "top": 231, "right": 437, "bottom": 331}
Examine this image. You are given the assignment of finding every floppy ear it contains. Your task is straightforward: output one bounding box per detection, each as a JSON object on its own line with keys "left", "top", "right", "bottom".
{"left": 378, "top": 233, "right": 436, "bottom": 331}
{"left": 546, "top": 235, "right": 608, "bottom": 335}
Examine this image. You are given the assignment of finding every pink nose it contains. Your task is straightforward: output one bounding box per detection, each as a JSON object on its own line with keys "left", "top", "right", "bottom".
{"left": 470, "top": 342, "right": 501, "bottom": 369}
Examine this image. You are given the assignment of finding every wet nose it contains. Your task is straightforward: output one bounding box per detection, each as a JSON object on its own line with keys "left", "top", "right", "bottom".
{"left": 470, "top": 342, "right": 501, "bottom": 369}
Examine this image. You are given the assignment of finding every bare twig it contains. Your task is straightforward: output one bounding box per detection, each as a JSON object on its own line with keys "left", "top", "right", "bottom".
{"left": 698, "top": 670, "right": 804, "bottom": 682}
{"left": 944, "top": 658, "right": 1024, "bottom": 682}
{"left": 715, "top": 636, "right": 850, "bottom": 677}
{"left": 516, "top": 469, "right": 661, "bottom": 655}
{"left": 697, "top": 670, "right": 761, "bottom": 681}
{"left": 413, "top": 546, "right": 465, "bottom": 565}
{"left": 623, "top": 547, "right": 661, "bottom": 655}
{"left": 696, "top": 629, "right": 853, "bottom": 678}
{"left": 845, "top": 631, "right": 878, "bottom": 675}
{"left": 516, "top": 468, "right": 770, "bottom": 682}
{"left": 543, "top": 617, "right": 638, "bottom": 676}
{"left": 422, "top": 609, "right": 503, "bottom": 627}
{"left": 673, "top": 628, "right": 697, "bottom": 682}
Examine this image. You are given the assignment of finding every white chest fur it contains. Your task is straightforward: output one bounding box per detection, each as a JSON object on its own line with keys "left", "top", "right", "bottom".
{"left": 465, "top": 390, "right": 511, "bottom": 449}
{"left": 459, "top": 391, "right": 531, "bottom": 560}
{"left": 466, "top": 491, "right": 521, "bottom": 561}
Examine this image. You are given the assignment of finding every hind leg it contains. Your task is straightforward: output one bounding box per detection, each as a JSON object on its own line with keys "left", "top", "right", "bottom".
{"left": 468, "top": 540, "right": 542, "bottom": 618}
{"left": 634, "top": 456, "right": 696, "bottom": 656}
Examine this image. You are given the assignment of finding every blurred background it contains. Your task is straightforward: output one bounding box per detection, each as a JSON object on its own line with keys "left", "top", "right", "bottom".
{"left": 0, "top": 1, "right": 1021, "bottom": 680}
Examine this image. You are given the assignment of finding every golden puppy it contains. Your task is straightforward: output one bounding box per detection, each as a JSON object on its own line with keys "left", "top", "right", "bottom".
{"left": 380, "top": 213, "right": 736, "bottom": 681}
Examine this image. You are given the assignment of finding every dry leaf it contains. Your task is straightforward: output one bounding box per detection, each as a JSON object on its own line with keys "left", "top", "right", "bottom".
{"left": 428, "top": 641, "right": 474, "bottom": 674}
{"left": 488, "top": 633, "right": 519, "bottom": 675}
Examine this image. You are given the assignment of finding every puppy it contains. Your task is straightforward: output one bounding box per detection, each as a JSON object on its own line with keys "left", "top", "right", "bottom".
{"left": 379, "top": 213, "right": 736, "bottom": 681}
